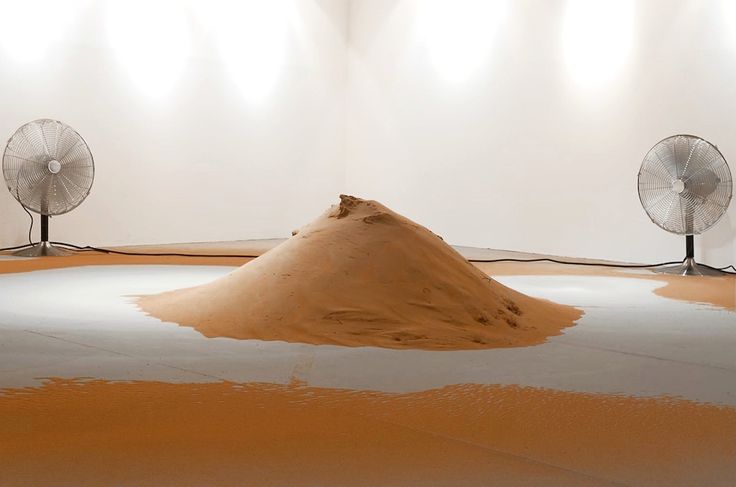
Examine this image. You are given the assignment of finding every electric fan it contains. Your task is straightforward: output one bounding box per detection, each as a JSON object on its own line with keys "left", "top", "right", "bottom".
{"left": 2, "top": 119, "right": 94, "bottom": 256}
{"left": 638, "top": 134, "right": 732, "bottom": 276}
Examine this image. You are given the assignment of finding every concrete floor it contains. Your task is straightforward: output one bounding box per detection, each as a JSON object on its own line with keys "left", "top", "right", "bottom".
{"left": 0, "top": 252, "right": 734, "bottom": 405}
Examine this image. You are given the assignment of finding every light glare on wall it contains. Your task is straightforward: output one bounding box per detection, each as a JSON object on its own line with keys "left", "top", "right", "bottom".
{"left": 0, "top": 0, "right": 85, "bottom": 62}
{"left": 416, "top": 0, "right": 507, "bottom": 83}
{"left": 107, "top": 0, "right": 191, "bottom": 97}
{"left": 195, "top": 0, "right": 290, "bottom": 103}
{"left": 722, "top": 1, "right": 736, "bottom": 49}
{"left": 563, "top": 0, "right": 634, "bottom": 87}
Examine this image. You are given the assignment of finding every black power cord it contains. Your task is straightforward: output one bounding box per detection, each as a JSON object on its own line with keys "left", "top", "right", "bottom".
{"left": 467, "top": 257, "right": 736, "bottom": 275}
{"left": 466, "top": 257, "right": 681, "bottom": 268}
{"left": 50, "top": 241, "right": 260, "bottom": 259}
{"left": 0, "top": 243, "right": 37, "bottom": 252}
{"left": 1, "top": 240, "right": 734, "bottom": 275}
{"left": 20, "top": 204, "right": 34, "bottom": 245}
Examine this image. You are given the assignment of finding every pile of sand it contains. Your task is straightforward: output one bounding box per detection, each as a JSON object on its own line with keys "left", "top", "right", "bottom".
{"left": 138, "top": 195, "right": 581, "bottom": 350}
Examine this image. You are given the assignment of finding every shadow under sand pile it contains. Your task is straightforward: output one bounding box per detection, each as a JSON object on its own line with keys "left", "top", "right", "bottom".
{"left": 139, "top": 195, "right": 581, "bottom": 350}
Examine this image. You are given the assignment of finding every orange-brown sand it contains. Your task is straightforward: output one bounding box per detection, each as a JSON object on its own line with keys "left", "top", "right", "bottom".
{"left": 479, "top": 261, "right": 736, "bottom": 310}
{"left": 654, "top": 274, "right": 736, "bottom": 309}
{"left": 1, "top": 228, "right": 732, "bottom": 313}
{"left": 1, "top": 378, "right": 734, "bottom": 487}
{"left": 138, "top": 196, "right": 581, "bottom": 350}
{"left": 0, "top": 253, "right": 253, "bottom": 274}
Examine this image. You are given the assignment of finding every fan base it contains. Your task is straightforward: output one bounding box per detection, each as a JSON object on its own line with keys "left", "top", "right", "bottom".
{"left": 654, "top": 258, "right": 725, "bottom": 277}
{"left": 13, "top": 242, "right": 72, "bottom": 257}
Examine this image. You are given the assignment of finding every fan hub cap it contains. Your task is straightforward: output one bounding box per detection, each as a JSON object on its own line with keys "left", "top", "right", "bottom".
{"left": 47, "top": 159, "right": 61, "bottom": 174}
{"left": 671, "top": 179, "right": 685, "bottom": 194}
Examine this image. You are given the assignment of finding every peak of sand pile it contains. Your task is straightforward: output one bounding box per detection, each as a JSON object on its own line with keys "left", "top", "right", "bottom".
{"left": 138, "top": 195, "right": 581, "bottom": 350}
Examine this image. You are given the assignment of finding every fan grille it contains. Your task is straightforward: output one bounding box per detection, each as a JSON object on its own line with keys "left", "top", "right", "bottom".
{"left": 2, "top": 119, "right": 94, "bottom": 216}
{"left": 638, "top": 135, "right": 732, "bottom": 235}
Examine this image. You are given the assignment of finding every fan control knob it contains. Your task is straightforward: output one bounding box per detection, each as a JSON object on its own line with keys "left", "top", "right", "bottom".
{"left": 47, "top": 159, "right": 61, "bottom": 174}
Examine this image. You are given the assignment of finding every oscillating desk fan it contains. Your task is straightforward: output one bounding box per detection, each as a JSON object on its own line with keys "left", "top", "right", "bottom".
{"left": 2, "top": 119, "right": 95, "bottom": 256}
{"left": 638, "top": 134, "right": 732, "bottom": 276}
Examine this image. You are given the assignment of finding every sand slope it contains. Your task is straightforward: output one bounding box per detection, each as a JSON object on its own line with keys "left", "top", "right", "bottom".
{"left": 138, "top": 195, "right": 581, "bottom": 349}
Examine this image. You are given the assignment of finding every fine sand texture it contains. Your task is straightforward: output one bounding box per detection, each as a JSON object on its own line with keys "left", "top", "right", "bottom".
{"left": 0, "top": 232, "right": 733, "bottom": 312}
{"left": 1, "top": 253, "right": 731, "bottom": 311}
{"left": 138, "top": 195, "right": 581, "bottom": 350}
{"left": 479, "top": 261, "right": 736, "bottom": 311}
{"left": 1, "top": 378, "right": 734, "bottom": 487}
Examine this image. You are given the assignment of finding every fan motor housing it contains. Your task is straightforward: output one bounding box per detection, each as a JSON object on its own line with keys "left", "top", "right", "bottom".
{"left": 638, "top": 134, "right": 732, "bottom": 236}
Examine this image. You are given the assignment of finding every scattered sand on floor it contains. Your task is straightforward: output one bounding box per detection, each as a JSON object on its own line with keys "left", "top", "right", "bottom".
{"left": 652, "top": 274, "right": 736, "bottom": 309}
{"left": 479, "top": 261, "right": 736, "bottom": 310}
{"left": 1, "top": 378, "right": 734, "bottom": 487}
{"left": 1, "top": 220, "right": 732, "bottom": 312}
{"left": 0, "top": 253, "right": 252, "bottom": 273}
{"left": 137, "top": 195, "right": 581, "bottom": 350}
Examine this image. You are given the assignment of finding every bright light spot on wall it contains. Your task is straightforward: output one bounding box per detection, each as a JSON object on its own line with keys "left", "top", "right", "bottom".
{"left": 106, "top": 0, "right": 191, "bottom": 97}
{"left": 194, "top": 0, "right": 291, "bottom": 103}
{"left": 0, "top": 0, "right": 85, "bottom": 62}
{"left": 563, "top": 0, "right": 634, "bottom": 87}
{"left": 416, "top": 0, "right": 507, "bottom": 83}
{"left": 721, "top": 1, "right": 736, "bottom": 49}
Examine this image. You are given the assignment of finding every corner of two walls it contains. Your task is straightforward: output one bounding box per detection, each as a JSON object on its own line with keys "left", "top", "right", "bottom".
{"left": 1, "top": 0, "right": 734, "bottom": 267}
{"left": 344, "top": 0, "right": 736, "bottom": 267}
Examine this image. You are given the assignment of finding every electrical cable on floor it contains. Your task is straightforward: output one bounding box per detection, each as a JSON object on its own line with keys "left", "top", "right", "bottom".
{"left": 465, "top": 257, "right": 736, "bottom": 275}
{"left": 466, "top": 257, "right": 681, "bottom": 268}
{"left": 0, "top": 240, "right": 732, "bottom": 275}
{"left": 0, "top": 243, "right": 36, "bottom": 252}
{"left": 56, "top": 244, "right": 736, "bottom": 275}
{"left": 20, "top": 203, "right": 34, "bottom": 245}
{"left": 0, "top": 204, "right": 37, "bottom": 252}
{"left": 50, "top": 242, "right": 260, "bottom": 259}
{"left": 2, "top": 179, "right": 733, "bottom": 272}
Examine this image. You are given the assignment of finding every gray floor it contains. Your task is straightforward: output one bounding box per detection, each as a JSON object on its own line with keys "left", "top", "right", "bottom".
{"left": 0, "top": 260, "right": 734, "bottom": 405}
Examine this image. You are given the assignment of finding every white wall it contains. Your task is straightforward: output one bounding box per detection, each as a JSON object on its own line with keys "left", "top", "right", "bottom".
{"left": 0, "top": 0, "right": 348, "bottom": 247}
{"left": 346, "top": 0, "right": 736, "bottom": 265}
{"left": 1, "top": 0, "right": 735, "bottom": 267}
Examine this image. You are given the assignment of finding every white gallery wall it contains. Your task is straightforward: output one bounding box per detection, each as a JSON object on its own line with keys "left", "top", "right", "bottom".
{"left": 0, "top": 0, "right": 735, "bottom": 266}
{"left": 0, "top": 0, "right": 348, "bottom": 247}
{"left": 346, "top": 0, "right": 736, "bottom": 265}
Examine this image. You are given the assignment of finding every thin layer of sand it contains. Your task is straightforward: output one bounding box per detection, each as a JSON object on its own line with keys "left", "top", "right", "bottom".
{"left": 0, "top": 232, "right": 732, "bottom": 312}
{"left": 479, "top": 261, "right": 736, "bottom": 310}
{"left": 1, "top": 378, "right": 733, "bottom": 487}
{"left": 138, "top": 196, "right": 581, "bottom": 350}
{"left": 0, "top": 253, "right": 252, "bottom": 273}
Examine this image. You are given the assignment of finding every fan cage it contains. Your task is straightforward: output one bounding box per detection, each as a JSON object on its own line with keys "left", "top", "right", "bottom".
{"left": 637, "top": 134, "right": 732, "bottom": 236}
{"left": 2, "top": 119, "right": 94, "bottom": 216}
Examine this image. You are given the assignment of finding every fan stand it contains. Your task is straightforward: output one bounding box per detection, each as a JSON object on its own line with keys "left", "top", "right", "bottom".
{"left": 654, "top": 235, "right": 724, "bottom": 276}
{"left": 13, "top": 214, "right": 72, "bottom": 257}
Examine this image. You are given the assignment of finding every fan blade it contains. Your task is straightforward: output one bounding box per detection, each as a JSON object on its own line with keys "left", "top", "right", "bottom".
{"left": 639, "top": 135, "right": 732, "bottom": 235}
{"left": 56, "top": 139, "right": 84, "bottom": 163}
{"left": 652, "top": 148, "right": 678, "bottom": 179}
{"left": 3, "top": 119, "right": 95, "bottom": 216}
{"left": 685, "top": 168, "right": 720, "bottom": 200}
{"left": 58, "top": 172, "right": 89, "bottom": 197}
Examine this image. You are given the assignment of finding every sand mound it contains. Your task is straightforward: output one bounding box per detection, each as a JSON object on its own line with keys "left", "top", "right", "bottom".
{"left": 138, "top": 195, "right": 581, "bottom": 350}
